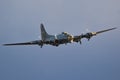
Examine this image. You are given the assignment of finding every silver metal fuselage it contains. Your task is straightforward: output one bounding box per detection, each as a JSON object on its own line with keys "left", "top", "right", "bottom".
{"left": 44, "top": 32, "right": 72, "bottom": 42}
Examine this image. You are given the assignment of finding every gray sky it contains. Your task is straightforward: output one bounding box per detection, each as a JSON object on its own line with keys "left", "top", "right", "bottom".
{"left": 0, "top": 0, "right": 120, "bottom": 80}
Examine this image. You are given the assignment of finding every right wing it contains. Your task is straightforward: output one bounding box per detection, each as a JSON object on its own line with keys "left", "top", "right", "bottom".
{"left": 3, "top": 40, "right": 43, "bottom": 47}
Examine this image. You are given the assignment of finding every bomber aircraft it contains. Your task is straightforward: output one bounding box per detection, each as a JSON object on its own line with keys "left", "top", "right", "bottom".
{"left": 3, "top": 24, "right": 116, "bottom": 48}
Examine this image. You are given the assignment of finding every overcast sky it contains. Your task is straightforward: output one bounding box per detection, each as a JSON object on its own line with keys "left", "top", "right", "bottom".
{"left": 0, "top": 0, "right": 120, "bottom": 80}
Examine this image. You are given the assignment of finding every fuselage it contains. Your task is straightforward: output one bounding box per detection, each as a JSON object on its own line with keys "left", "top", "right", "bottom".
{"left": 43, "top": 32, "right": 73, "bottom": 46}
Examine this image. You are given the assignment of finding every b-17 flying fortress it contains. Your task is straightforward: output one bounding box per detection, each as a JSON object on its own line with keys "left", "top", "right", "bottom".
{"left": 3, "top": 24, "right": 116, "bottom": 48}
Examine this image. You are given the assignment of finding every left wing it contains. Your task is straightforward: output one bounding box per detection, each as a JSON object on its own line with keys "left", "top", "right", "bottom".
{"left": 73, "top": 27, "right": 117, "bottom": 44}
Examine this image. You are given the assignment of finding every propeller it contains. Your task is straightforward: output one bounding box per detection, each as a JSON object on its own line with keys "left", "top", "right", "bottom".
{"left": 39, "top": 40, "right": 43, "bottom": 48}
{"left": 83, "top": 33, "right": 93, "bottom": 41}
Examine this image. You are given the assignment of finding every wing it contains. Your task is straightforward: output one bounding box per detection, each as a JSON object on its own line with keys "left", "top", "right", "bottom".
{"left": 3, "top": 40, "right": 43, "bottom": 47}
{"left": 73, "top": 27, "right": 117, "bottom": 44}
{"left": 95, "top": 27, "right": 117, "bottom": 34}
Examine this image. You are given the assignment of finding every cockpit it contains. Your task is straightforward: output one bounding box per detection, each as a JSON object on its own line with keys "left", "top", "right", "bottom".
{"left": 61, "top": 32, "right": 73, "bottom": 38}
{"left": 62, "top": 32, "right": 70, "bottom": 35}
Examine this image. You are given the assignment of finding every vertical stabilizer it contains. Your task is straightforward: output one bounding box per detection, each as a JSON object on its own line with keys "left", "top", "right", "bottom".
{"left": 40, "top": 24, "right": 49, "bottom": 41}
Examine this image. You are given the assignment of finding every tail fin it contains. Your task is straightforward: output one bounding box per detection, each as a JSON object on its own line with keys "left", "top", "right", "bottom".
{"left": 40, "top": 24, "right": 49, "bottom": 41}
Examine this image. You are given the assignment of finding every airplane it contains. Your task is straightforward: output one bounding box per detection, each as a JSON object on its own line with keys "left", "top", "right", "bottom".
{"left": 3, "top": 23, "right": 117, "bottom": 48}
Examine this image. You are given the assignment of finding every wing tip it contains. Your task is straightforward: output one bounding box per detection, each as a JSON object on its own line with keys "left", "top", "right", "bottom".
{"left": 111, "top": 27, "right": 117, "bottom": 30}
{"left": 3, "top": 44, "right": 6, "bottom": 46}
{"left": 3, "top": 44, "right": 11, "bottom": 46}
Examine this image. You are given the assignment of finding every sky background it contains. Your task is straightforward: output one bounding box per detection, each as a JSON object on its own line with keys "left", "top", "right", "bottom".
{"left": 0, "top": 0, "right": 120, "bottom": 80}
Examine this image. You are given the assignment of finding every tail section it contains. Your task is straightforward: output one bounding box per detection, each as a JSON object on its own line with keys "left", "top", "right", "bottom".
{"left": 40, "top": 24, "right": 49, "bottom": 41}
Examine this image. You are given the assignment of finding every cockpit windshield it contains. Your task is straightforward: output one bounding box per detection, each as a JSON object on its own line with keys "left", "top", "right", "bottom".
{"left": 62, "top": 32, "right": 69, "bottom": 35}
{"left": 61, "top": 32, "right": 73, "bottom": 37}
